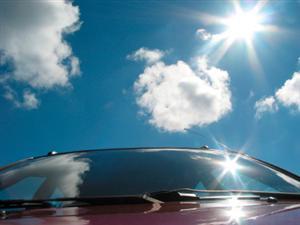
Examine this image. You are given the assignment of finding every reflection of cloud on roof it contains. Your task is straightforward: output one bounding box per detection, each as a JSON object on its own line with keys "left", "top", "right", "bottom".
{"left": 0, "top": 154, "right": 90, "bottom": 198}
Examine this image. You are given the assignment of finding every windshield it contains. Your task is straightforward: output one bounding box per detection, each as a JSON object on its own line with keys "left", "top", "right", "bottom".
{"left": 0, "top": 148, "right": 300, "bottom": 201}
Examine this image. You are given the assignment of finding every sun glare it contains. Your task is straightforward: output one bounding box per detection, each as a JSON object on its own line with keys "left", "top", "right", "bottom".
{"left": 196, "top": 0, "right": 276, "bottom": 67}
{"left": 196, "top": 1, "right": 281, "bottom": 75}
{"left": 222, "top": 156, "right": 240, "bottom": 175}
{"left": 227, "top": 206, "right": 245, "bottom": 222}
{"left": 225, "top": 11, "right": 262, "bottom": 40}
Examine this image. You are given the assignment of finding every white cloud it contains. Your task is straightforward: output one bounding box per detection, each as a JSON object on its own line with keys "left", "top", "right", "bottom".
{"left": 254, "top": 96, "right": 278, "bottom": 119}
{"left": 70, "top": 56, "right": 81, "bottom": 76}
{"left": 276, "top": 72, "right": 300, "bottom": 110}
{"left": 0, "top": 0, "right": 81, "bottom": 108}
{"left": 22, "top": 91, "right": 40, "bottom": 109}
{"left": 196, "top": 28, "right": 212, "bottom": 41}
{"left": 127, "top": 47, "right": 165, "bottom": 65}
{"left": 133, "top": 52, "right": 232, "bottom": 132}
{"left": 3, "top": 87, "right": 39, "bottom": 110}
{"left": 254, "top": 62, "right": 300, "bottom": 117}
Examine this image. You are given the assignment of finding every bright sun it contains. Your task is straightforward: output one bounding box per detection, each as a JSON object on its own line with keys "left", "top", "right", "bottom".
{"left": 225, "top": 11, "right": 262, "bottom": 40}
{"left": 197, "top": 1, "right": 277, "bottom": 68}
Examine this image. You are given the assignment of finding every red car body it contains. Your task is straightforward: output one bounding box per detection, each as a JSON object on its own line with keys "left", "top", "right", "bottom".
{"left": 2, "top": 199, "right": 300, "bottom": 225}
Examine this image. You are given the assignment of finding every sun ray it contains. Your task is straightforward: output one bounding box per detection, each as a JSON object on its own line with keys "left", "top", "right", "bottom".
{"left": 198, "top": 12, "right": 228, "bottom": 26}
{"left": 245, "top": 39, "right": 264, "bottom": 77}
{"left": 232, "top": 0, "right": 243, "bottom": 14}
{"left": 210, "top": 38, "right": 235, "bottom": 65}
{"left": 251, "top": 0, "right": 268, "bottom": 14}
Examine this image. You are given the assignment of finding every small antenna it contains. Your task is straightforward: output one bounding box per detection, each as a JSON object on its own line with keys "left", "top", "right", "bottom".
{"left": 47, "top": 151, "right": 57, "bottom": 156}
{"left": 199, "top": 145, "right": 209, "bottom": 150}
{"left": 184, "top": 128, "right": 209, "bottom": 149}
{"left": 185, "top": 128, "right": 232, "bottom": 151}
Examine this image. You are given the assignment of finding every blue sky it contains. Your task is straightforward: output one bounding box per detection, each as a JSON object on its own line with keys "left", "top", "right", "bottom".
{"left": 0, "top": 1, "right": 300, "bottom": 174}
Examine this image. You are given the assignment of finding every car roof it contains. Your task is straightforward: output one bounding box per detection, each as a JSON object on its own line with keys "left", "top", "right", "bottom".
{"left": 1, "top": 146, "right": 300, "bottom": 182}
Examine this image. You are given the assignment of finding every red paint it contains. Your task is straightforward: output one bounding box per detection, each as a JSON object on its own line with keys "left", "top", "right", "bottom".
{"left": 2, "top": 200, "right": 300, "bottom": 225}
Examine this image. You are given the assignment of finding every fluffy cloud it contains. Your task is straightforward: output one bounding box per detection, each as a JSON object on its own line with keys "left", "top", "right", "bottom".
{"left": 132, "top": 48, "right": 232, "bottom": 132}
{"left": 276, "top": 72, "right": 300, "bottom": 110}
{"left": 196, "top": 28, "right": 212, "bottom": 41}
{"left": 127, "top": 47, "right": 165, "bottom": 65}
{"left": 255, "top": 96, "right": 278, "bottom": 119}
{"left": 254, "top": 69, "right": 300, "bottom": 118}
{"left": 4, "top": 87, "right": 39, "bottom": 110}
{"left": 0, "top": 0, "right": 81, "bottom": 108}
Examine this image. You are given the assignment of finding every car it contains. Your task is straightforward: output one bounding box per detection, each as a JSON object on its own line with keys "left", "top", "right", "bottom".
{"left": 1, "top": 147, "right": 300, "bottom": 224}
